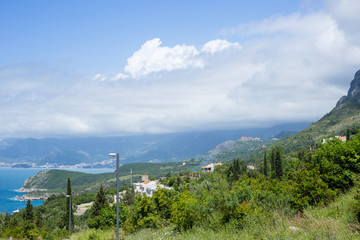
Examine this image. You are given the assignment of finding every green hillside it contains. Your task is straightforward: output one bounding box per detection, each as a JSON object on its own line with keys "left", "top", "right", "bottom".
{"left": 20, "top": 158, "right": 202, "bottom": 196}
{"left": 22, "top": 170, "right": 113, "bottom": 191}
{"left": 199, "top": 138, "right": 276, "bottom": 164}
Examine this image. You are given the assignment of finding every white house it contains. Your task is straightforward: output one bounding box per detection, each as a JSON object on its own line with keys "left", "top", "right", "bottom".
{"left": 247, "top": 164, "right": 256, "bottom": 170}
{"left": 133, "top": 180, "right": 173, "bottom": 197}
{"left": 201, "top": 162, "right": 222, "bottom": 172}
{"left": 322, "top": 136, "right": 347, "bottom": 144}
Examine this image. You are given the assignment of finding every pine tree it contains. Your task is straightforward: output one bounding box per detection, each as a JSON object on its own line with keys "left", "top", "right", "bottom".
{"left": 263, "top": 151, "right": 268, "bottom": 177}
{"left": 91, "top": 184, "right": 107, "bottom": 217}
{"left": 227, "top": 158, "right": 247, "bottom": 182}
{"left": 123, "top": 188, "right": 136, "bottom": 206}
{"left": 9, "top": 217, "right": 18, "bottom": 228}
{"left": 24, "top": 200, "right": 34, "bottom": 222}
{"left": 3, "top": 212, "right": 10, "bottom": 229}
{"left": 174, "top": 175, "right": 182, "bottom": 189}
{"left": 35, "top": 211, "right": 44, "bottom": 228}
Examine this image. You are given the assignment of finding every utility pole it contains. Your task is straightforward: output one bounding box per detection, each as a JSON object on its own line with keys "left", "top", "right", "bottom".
{"left": 116, "top": 153, "right": 119, "bottom": 240}
{"left": 109, "top": 153, "right": 120, "bottom": 240}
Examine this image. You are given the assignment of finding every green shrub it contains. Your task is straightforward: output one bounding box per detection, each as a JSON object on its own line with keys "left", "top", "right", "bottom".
{"left": 171, "top": 191, "right": 203, "bottom": 231}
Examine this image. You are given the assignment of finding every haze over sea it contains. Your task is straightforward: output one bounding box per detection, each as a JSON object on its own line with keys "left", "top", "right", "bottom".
{"left": 0, "top": 168, "right": 114, "bottom": 214}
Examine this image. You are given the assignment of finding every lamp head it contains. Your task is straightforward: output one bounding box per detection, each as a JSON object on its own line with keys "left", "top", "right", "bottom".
{"left": 109, "top": 153, "right": 117, "bottom": 157}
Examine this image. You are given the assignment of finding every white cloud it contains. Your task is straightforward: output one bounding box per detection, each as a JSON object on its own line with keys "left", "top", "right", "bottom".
{"left": 124, "top": 38, "right": 203, "bottom": 78}
{"left": 1, "top": 0, "right": 360, "bottom": 138}
{"left": 325, "top": 0, "right": 360, "bottom": 27}
{"left": 232, "top": 12, "right": 346, "bottom": 51}
{"left": 93, "top": 73, "right": 106, "bottom": 81}
{"left": 112, "top": 73, "right": 128, "bottom": 80}
{"left": 325, "top": 0, "right": 360, "bottom": 45}
{"left": 121, "top": 38, "right": 241, "bottom": 78}
{"left": 201, "top": 39, "right": 241, "bottom": 54}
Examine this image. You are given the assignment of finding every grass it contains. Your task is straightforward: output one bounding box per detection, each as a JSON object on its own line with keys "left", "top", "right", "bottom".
{"left": 71, "top": 228, "right": 118, "bottom": 240}
{"left": 70, "top": 188, "right": 360, "bottom": 240}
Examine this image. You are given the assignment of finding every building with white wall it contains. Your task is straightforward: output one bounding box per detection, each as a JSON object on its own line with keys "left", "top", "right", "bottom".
{"left": 133, "top": 180, "right": 173, "bottom": 197}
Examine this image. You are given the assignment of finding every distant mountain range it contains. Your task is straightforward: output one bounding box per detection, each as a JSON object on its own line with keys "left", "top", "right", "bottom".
{"left": 0, "top": 122, "right": 310, "bottom": 167}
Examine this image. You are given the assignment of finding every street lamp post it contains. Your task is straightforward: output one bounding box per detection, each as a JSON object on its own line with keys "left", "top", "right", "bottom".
{"left": 109, "top": 153, "right": 120, "bottom": 240}
{"left": 65, "top": 194, "right": 71, "bottom": 239}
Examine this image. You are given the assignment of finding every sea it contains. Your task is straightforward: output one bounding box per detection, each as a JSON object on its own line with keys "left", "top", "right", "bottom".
{"left": 0, "top": 167, "right": 115, "bottom": 214}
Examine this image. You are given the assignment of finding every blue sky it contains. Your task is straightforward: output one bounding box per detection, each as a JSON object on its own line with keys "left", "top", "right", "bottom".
{"left": 1, "top": 0, "right": 360, "bottom": 137}
{"left": 1, "top": 0, "right": 309, "bottom": 73}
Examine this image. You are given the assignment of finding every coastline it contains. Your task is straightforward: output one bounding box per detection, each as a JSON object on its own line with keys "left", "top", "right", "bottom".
{"left": 18, "top": 187, "right": 48, "bottom": 193}
{"left": 0, "top": 164, "right": 116, "bottom": 170}
{"left": 15, "top": 187, "right": 50, "bottom": 201}
{"left": 0, "top": 167, "right": 114, "bottom": 213}
{"left": 15, "top": 195, "right": 48, "bottom": 201}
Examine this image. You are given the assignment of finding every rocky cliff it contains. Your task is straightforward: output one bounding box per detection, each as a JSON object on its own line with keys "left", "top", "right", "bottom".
{"left": 336, "top": 69, "right": 360, "bottom": 107}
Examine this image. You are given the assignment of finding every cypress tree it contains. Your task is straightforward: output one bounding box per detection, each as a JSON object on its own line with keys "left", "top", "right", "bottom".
{"left": 263, "top": 151, "right": 268, "bottom": 177}
{"left": 347, "top": 129, "right": 350, "bottom": 141}
{"left": 270, "top": 150, "right": 276, "bottom": 178}
{"left": 66, "top": 177, "right": 74, "bottom": 230}
{"left": 67, "top": 176, "right": 72, "bottom": 196}
{"left": 24, "top": 200, "right": 34, "bottom": 222}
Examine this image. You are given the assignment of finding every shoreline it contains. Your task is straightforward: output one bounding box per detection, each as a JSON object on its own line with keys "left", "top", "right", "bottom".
{"left": 16, "top": 187, "right": 51, "bottom": 201}
{"left": 0, "top": 166, "right": 114, "bottom": 169}
{"left": 15, "top": 186, "right": 50, "bottom": 201}
{"left": 18, "top": 187, "right": 48, "bottom": 193}
{"left": 15, "top": 195, "right": 47, "bottom": 201}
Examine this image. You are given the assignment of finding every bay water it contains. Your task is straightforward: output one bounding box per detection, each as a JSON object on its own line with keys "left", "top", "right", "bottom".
{"left": 0, "top": 168, "right": 114, "bottom": 214}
